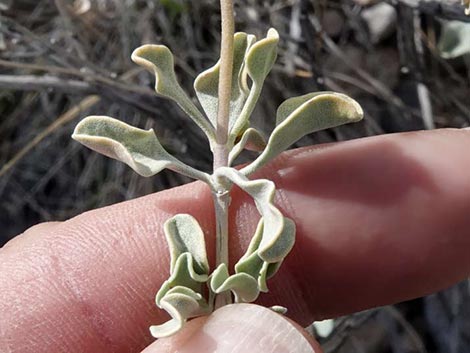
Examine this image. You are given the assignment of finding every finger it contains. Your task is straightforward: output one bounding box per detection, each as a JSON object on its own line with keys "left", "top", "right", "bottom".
{"left": 1, "top": 129, "right": 470, "bottom": 353}
{"left": 140, "top": 304, "right": 322, "bottom": 353}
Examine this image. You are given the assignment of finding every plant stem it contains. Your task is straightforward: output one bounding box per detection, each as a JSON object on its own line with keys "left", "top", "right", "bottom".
{"left": 216, "top": 0, "right": 235, "bottom": 147}
{"left": 212, "top": 0, "right": 235, "bottom": 308}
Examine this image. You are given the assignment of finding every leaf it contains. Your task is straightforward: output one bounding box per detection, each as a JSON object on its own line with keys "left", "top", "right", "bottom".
{"left": 210, "top": 263, "right": 230, "bottom": 292}
{"left": 229, "top": 29, "right": 279, "bottom": 143}
{"left": 72, "top": 116, "right": 209, "bottom": 182}
{"left": 150, "top": 286, "right": 209, "bottom": 338}
{"left": 228, "top": 128, "right": 266, "bottom": 166}
{"left": 194, "top": 32, "right": 253, "bottom": 129}
{"left": 242, "top": 92, "right": 363, "bottom": 175}
{"left": 438, "top": 20, "right": 470, "bottom": 59}
{"left": 214, "top": 168, "right": 295, "bottom": 263}
{"left": 235, "top": 219, "right": 290, "bottom": 292}
{"left": 210, "top": 264, "right": 259, "bottom": 303}
{"left": 156, "top": 253, "right": 208, "bottom": 306}
{"left": 131, "top": 45, "right": 215, "bottom": 141}
{"left": 164, "top": 214, "right": 209, "bottom": 275}
{"left": 216, "top": 273, "right": 259, "bottom": 303}
{"left": 245, "top": 28, "right": 279, "bottom": 85}
{"left": 72, "top": 116, "right": 174, "bottom": 176}
{"left": 152, "top": 217, "right": 211, "bottom": 339}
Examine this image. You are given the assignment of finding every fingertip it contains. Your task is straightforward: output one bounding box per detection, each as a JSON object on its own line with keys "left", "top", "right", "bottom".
{"left": 141, "top": 304, "right": 322, "bottom": 353}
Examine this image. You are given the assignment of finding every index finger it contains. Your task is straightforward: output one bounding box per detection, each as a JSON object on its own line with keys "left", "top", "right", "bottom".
{"left": 1, "top": 129, "right": 470, "bottom": 353}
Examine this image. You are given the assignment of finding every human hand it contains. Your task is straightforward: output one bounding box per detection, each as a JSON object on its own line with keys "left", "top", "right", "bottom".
{"left": 1, "top": 129, "right": 470, "bottom": 353}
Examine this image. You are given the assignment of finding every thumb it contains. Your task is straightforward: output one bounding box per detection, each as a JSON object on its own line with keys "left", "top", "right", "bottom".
{"left": 141, "top": 304, "right": 323, "bottom": 353}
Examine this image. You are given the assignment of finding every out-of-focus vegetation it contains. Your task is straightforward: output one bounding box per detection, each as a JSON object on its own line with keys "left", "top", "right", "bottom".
{"left": 0, "top": 0, "right": 469, "bottom": 352}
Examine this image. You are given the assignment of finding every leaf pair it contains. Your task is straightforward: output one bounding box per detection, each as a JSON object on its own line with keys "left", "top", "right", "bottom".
{"left": 210, "top": 216, "right": 295, "bottom": 304}
{"left": 210, "top": 168, "right": 296, "bottom": 298}
{"left": 130, "top": 29, "right": 279, "bottom": 150}
{"left": 195, "top": 29, "right": 280, "bottom": 146}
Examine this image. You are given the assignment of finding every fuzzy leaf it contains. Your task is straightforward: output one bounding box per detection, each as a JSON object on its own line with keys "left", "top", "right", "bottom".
{"left": 164, "top": 214, "right": 209, "bottom": 275}
{"left": 245, "top": 28, "right": 279, "bottom": 86}
{"left": 214, "top": 168, "right": 295, "bottom": 263}
{"left": 242, "top": 92, "right": 363, "bottom": 175}
{"left": 132, "top": 45, "right": 215, "bottom": 141}
{"left": 194, "top": 32, "right": 254, "bottom": 128}
{"left": 150, "top": 286, "right": 209, "bottom": 338}
{"left": 156, "top": 253, "right": 208, "bottom": 306}
{"left": 210, "top": 263, "right": 230, "bottom": 292}
{"left": 235, "top": 219, "right": 289, "bottom": 292}
{"left": 210, "top": 264, "right": 259, "bottom": 303}
{"left": 72, "top": 116, "right": 209, "bottom": 182}
{"left": 228, "top": 128, "right": 266, "bottom": 165}
{"left": 228, "top": 29, "right": 279, "bottom": 143}
{"left": 217, "top": 273, "right": 259, "bottom": 303}
{"left": 438, "top": 20, "right": 470, "bottom": 59}
{"left": 73, "top": 116, "right": 178, "bottom": 177}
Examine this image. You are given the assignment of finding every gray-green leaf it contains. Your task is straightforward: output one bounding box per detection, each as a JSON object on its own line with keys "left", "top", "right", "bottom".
{"left": 164, "top": 214, "right": 209, "bottom": 275}
{"left": 242, "top": 92, "right": 363, "bottom": 175}
{"left": 72, "top": 116, "right": 210, "bottom": 182}
{"left": 131, "top": 45, "right": 215, "bottom": 141}
{"left": 210, "top": 264, "right": 259, "bottom": 303}
{"left": 228, "top": 127, "right": 266, "bottom": 166}
{"left": 156, "top": 253, "right": 208, "bottom": 306}
{"left": 245, "top": 28, "right": 279, "bottom": 86}
{"left": 214, "top": 168, "right": 295, "bottom": 263}
{"left": 150, "top": 286, "right": 209, "bottom": 338}
{"left": 229, "top": 29, "right": 279, "bottom": 143}
{"left": 235, "top": 219, "right": 291, "bottom": 292}
{"left": 194, "top": 32, "right": 253, "bottom": 129}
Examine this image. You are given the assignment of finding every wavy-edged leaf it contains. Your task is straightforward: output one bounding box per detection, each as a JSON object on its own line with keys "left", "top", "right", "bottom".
{"left": 164, "top": 214, "right": 209, "bottom": 275}
{"left": 156, "top": 253, "right": 208, "bottom": 306}
{"left": 242, "top": 92, "right": 363, "bottom": 175}
{"left": 235, "top": 219, "right": 289, "bottom": 292}
{"left": 229, "top": 29, "right": 279, "bottom": 144}
{"left": 194, "top": 32, "right": 253, "bottom": 128}
{"left": 214, "top": 168, "right": 295, "bottom": 263}
{"left": 210, "top": 264, "right": 259, "bottom": 303}
{"left": 150, "top": 286, "right": 209, "bottom": 338}
{"left": 228, "top": 128, "right": 266, "bottom": 166}
{"left": 245, "top": 28, "right": 279, "bottom": 85}
{"left": 438, "top": 20, "right": 470, "bottom": 59}
{"left": 72, "top": 116, "right": 210, "bottom": 182}
{"left": 210, "top": 263, "right": 230, "bottom": 292}
{"left": 131, "top": 45, "right": 215, "bottom": 141}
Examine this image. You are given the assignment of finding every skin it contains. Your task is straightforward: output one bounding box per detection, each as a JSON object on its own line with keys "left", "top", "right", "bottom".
{"left": 1, "top": 128, "right": 470, "bottom": 352}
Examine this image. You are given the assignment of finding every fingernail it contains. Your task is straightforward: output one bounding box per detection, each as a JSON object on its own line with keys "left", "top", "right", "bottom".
{"left": 143, "top": 304, "right": 319, "bottom": 353}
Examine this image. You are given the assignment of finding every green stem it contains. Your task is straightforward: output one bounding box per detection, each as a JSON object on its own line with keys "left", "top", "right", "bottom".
{"left": 212, "top": 0, "right": 235, "bottom": 309}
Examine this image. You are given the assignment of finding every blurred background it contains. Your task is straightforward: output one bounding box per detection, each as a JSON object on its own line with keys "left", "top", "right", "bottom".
{"left": 0, "top": 0, "right": 469, "bottom": 352}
